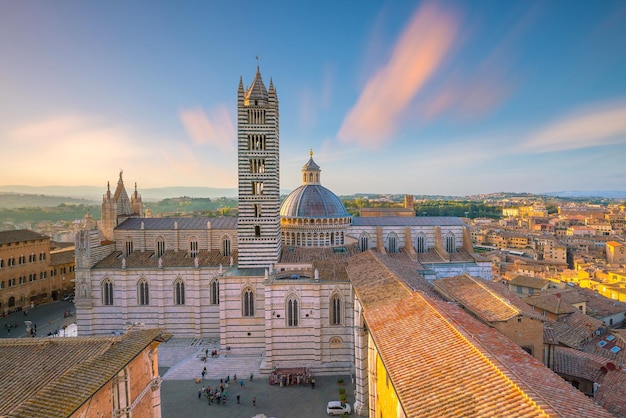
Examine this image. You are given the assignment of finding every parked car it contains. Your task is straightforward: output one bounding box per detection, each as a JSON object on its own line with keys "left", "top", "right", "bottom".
{"left": 62, "top": 294, "right": 74, "bottom": 302}
{"left": 327, "top": 401, "right": 351, "bottom": 415}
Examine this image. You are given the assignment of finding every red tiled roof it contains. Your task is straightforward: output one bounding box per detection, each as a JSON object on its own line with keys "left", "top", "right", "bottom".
{"left": 365, "top": 293, "right": 613, "bottom": 417}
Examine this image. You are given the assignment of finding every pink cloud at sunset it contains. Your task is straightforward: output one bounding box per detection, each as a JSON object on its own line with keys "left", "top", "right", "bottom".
{"left": 337, "top": 2, "right": 460, "bottom": 148}
{"left": 519, "top": 102, "right": 626, "bottom": 153}
{"left": 179, "top": 105, "right": 235, "bottom": 153}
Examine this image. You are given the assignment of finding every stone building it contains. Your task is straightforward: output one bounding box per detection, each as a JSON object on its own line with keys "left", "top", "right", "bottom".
{"left": 0, "top": 329, "right": 166, "bottom": 417}
{"left": 0, "top": 230, "right": 74, "bottom": 313}
{"left": 74, "top": 66, "right": 491, "bottom": 377}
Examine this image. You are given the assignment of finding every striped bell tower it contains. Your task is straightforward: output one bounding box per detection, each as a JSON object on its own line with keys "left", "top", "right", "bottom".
{"left": 237, "top": 64, "right": 282, "bottom": 268}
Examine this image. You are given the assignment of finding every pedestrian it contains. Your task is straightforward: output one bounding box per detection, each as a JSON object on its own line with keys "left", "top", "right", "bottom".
{"left": 209, "top": 392, "right": 213, "bottom": 405}
{"left": 240, "top": 379, "right": 244, "bottom": 388}
{"left": 198, "top": 388, "right": 202, "bottom": 399}
{"left": 311, "top": 378, "right": 316, "bottom": 389}
{"left": 205, "top": 348, "right": 209, "bottom": 358}
{"left": 237, "top": 393, "right": 240, "bottom": 404}
{"left": 250, "top": 372, "right": 254, "bottom": 381}
{"left": 234, "top": 373, "right": 237, "bottom": 382}
{"left": 252, "top": 396, "right": 256, "bottom": 406}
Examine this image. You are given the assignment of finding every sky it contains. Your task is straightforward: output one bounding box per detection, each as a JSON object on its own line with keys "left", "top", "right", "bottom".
{"left": 1, "top": 1, "right": 625, "bottom": 196}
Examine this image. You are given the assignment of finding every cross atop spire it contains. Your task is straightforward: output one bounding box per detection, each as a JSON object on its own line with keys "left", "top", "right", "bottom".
{"left": 309, "top": 148, "right": 313, "bottom": 158}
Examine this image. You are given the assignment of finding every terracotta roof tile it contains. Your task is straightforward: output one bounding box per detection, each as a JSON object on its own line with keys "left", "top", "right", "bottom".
{"left": 94, "top": 249, "right": 237, "bottom": 269}
{"left": 365, "top": 293, "right": 613, "bottom": 417}
{"left": 0, "top": 329, "right": 165, "bottom": 417}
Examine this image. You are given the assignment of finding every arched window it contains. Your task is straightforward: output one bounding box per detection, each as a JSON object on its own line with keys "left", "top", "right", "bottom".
{"left": 210, "top": 278, "right": 219, "bottom": 305}
{"left": 174, "top": 279, "right": 185, "bottom": 305}
{"left": 416, "top": 233, "right": 426, "bottom": 253}
{"left": 102, "top": 279, "right": 114, "bottom": 305}
{"left": 388, "top": 232, "right": 398, "bottom": 254}
{"left": 254, "top": 225, "right": 261, "bottom": 237}
{"left": 330, "top": 294, "right": 342, "bottom": 325}
{"left": 138, "top": 278, "right": 149, "bottom": 305}
{"left": 242, "top": 287, "right": 254, "bottom": 317}
{"left": 222, "top": 236, "right": 231, "bottom": 257}
{"left": 189, "top": 238, "right": 198, "bottom": 258}
{"left": 156, "top": 237, "right": 165, "bottom": 258}
{"left": 286, "top": 295, "right": 299, "bottom": 327}
{"left": 124, "top": 239, "right": 133, "bottom": 257}
{"left": 446, "top": 232, "right": 456, "bottom": 253}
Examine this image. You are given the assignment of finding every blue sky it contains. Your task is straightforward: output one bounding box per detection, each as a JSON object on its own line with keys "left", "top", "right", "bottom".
{"left": 1, "top": 1, "right": 625, "bottom": 196}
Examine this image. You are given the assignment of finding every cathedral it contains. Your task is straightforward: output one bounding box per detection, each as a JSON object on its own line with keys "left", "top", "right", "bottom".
{"left": 74, "top": 66, "right": 491, "bottom": 376}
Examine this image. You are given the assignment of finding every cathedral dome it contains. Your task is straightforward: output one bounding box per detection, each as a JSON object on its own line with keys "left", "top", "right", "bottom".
{"left": 280, "top": 184, "right": 348, "bottom": 218}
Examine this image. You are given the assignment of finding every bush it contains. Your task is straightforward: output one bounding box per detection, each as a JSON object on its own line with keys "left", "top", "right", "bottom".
{"left": 339, "top": 387, "right": 346, "bottom": 395}
{"left": 339, "top": 393, "right": 347, "bottom": 402}
{"left": 337, "top": 378, "right": 344, "bottom": 384}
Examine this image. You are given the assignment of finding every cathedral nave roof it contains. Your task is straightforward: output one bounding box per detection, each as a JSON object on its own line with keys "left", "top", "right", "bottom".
{"left": 93, "top": 249, "right": 237, "bottom": 269}
{"left": 351, "top": 216, "right": 465, "bottom": 227}
{"left": 116, "top": 216, "right": 237, "bottom": 231}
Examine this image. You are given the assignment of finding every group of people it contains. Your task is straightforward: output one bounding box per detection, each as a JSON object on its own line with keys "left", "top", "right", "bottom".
{"left": 196, "top": 373, "right": 256, "bottom": 407}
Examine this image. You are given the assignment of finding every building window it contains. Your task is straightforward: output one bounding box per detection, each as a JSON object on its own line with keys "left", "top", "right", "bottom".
{"left": 0, "top": 281, "right": 3, "bottom": 289}
{"left": 416, "top": 233, "right": 426, "bottom": 253}
{"left": 0, "top": 259, "right": 3, "bottom": 268}
{"left": 174, "top": 279, "right": 185, "bottom": 305}
{"left": 138, "top": 279, "right": 149, "bottom": 306}
{"left": 102, "top": 279, "right": 114, "bottom": 305}
{"left": 359, "top": 233, "right": 369, "bottom": 252}
{"left": 254, "top": 225, "right": 261, "bottom": 237}
{"left": 254, "top": 204, "right": 262, "bottom": 218}
{"left": 222, "top": 236, "right": 231, "bottom": 257}
{"left": 251, "top": 181, "right": 264, "bottom": 195}
{"left": 287, "top": 295, "right": 299, "bottom": 327}
{"left": 19, "top": 255, "right": 25, "bottom": 265}
{"left": 388, "top": 232, "right": 398, "bottom": 254}
{"left": 125, "top": 240, "right": 133, "bottom": 257}
{"left": 210, "top": 278, "right": 219, "bottom": 305}
{"left": 156, "top": 237, "right": 165, "bottom": 258}
{"left": 189, "top": 239, "right": 198, "bottom": 258}
{"left": 242, "top": 288, "right": 254, "bottom": 317}
{"left": 8, "top": 257, "right": 15, "bottom": 267}
{"left": 331, "top": 294, "right": 342, "bottom": 325}
{"left": 112, "top": 368, "right": 130, "bottom": 418}
{"left": 445, "top": 232, "right": 456, "bottom": 253}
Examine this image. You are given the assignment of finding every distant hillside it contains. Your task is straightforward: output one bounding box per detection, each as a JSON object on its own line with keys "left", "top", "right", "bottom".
{"left": 0, "top": 185, "right": 240, "bottom": 201}
{"left": 0, "top": 192, "right": 97, "bottom": 209}
{"left": 545, "top": 191, "right": 626, "bottom": 199}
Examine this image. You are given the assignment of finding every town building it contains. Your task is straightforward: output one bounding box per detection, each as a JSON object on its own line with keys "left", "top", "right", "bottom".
{"left": 0, "top": 230, "right": 75, "bottom": 314}
{"left": 0, "top": 328, "right": 166, "bottom": 417}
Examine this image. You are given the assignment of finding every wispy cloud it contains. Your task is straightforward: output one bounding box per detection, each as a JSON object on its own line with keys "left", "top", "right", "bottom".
{"left": 519, "top": 101, "right": 626, "bottom": 153}
{"left": 179, "top": 105, "right": 235, "bottom": 152}
{"left": 2, "top": 113, "right": 238, "bottom": 188}
{"left": 337, "top": 2, "right": 460, "bottom": 148}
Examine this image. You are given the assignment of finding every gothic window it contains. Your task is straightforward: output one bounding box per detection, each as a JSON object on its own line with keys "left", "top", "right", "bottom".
{"left": 102, "top": 279, "right": 114, "bottom": 305}
{"left": 251, "top": 181, "right": 264, "bottom": 195}
{"left": 388, "top": 232, "right": 398, "bottom": 254}
{"left": 254, "top": 204, "right": 262, "bottom": 217}
{"left": 331, "top": 294, "right": 342, "bottom": 325}
{"left": 8, "top": 257, "right": 15, "bottom": 267}
{"left": 416, "top": 233, "right": 426, "bottom": 253}
{"left": 249, "top": 158, "right": 266, "bottom": 174}
{"left": 125, "top": 239, "right": 133, "bottom": 257}
{"left": 174, "top": 279, "right": 185, "bottom": 305}
{"left": 242, "top": 287, "right": 254, "bottom": 317}
{"left": 445, "top": 232, "right": 456, "bottom": 253}
{"left": 156, "top": 237, "right": 165, "bottom": 258}
{"left": 222, "top": 236, "right": 231, "bottom": 256}
{"left": 189, "top": 238, "right": 198, "bottom": 258}
{"left": 210, "top": 278, "right": 219, "bottom": 305}
{"left": 138, "top": 278, "right": 149, "bottom": 306}
{"left": 286, "top": 295, "right": 299, "bottom": 327}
